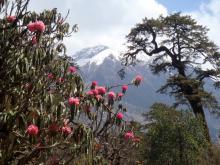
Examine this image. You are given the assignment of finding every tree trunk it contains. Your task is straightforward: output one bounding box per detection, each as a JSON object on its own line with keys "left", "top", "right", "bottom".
{"left": 188, "top": 99, "right": 211, "bottom": 142}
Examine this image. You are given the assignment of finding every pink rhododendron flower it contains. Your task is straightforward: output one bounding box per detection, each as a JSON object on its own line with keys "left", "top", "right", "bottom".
{"left": 124, "top": 131, "right": 134, "bottom": 140}
{"left": 134, "top": 75, "right": 143, "bottom": 85}
{"left": 27, "top": 21, "right": 45, "bottom": 32}
{"left": 116, "top": 112, "right": 123, "bottom": 120}
{"left": 27, "top": 22, "right": 35, "bottom": 32}
{"left": 108, "top": 91, "right": 116, "bottom": 100}
{"left": 92, "top": 89, "right": 99, "bottom": 95}
{"left": 68, "top": 66, "right": 77, "bottom": 73}
{"left": 117, "top": 93, "right": 123, "bottom": 98}
{"left": 122, "top": 85, "right": 128, "bottom": 93}
{"left": 26, "top": 124, "right": 39, "bottom": 136}
{"left": 97, "top": 86, "right": 106, "bottom": 95}
{"left": 92, "top": 81, "right": 98, "bottom": 86}
{"left": 61, "top": 126, "right": 72, "bottom": 135}
{"left": 68, "top": 97, "right": 80, "bottom": 106}
{"left": 47, "top": 73, "right": 54, "bottom": 79}
{"left": 7, "top": 16, "right": 16, "bottom": 22}
{"left": 35, "top": 21, "right": 45, "bottom": 32}
{"left": 32, "top": 36, "right": 37, "bottom": 44}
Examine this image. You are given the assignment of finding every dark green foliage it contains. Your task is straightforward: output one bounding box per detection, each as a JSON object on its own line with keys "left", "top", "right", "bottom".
{"left": 143, "top": 103, "right": 208, "bottom": 165}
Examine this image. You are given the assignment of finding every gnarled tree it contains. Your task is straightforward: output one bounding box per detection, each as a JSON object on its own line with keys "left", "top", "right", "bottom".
{"left": 123, "top": 13, "right": 220, "bottom": 141}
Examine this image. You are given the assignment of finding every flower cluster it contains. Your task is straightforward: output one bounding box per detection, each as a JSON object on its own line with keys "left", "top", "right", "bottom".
{"left": 27, "top": 123, "right": 72, "bottom": 136}
{"left": 124, "top": 131, "right": 134, "bottom": 139}
{"left": 116, "top": 112, "right": 123, "bottom": 120}
{"left": 68, "top": 97, "right": 80, "bottom": 106}
{"left": 68, "top": 66, "right": 77, "bottom": 74}
{"left": 27, "top": 21, "right": 46, "bottom": 32}
{"left": 108, "top": 91, "right": 116, "bottom": 100}
{"left": 26, "top": 124, "right": 39, "bottom": 136}
{"left": 124, "top": 131, "right": 140, "bottom": 143}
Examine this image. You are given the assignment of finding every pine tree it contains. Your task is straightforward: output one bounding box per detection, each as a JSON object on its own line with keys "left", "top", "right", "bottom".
{"left": 123, "top": 13, "right": 220, "bottom": 141}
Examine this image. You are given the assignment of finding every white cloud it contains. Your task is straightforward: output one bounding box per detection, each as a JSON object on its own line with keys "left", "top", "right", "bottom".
{"left": 189, "top": 0, "right": 220, "bottom": 47}
{"left": 29, "top": 0, "right": 168, "bottom": 54}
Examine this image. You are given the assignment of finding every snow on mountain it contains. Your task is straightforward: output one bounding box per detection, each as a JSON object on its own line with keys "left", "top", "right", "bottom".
{"left": 72, "top": 45, "right": 150, "bottom": 67}
{"left": 73, "top": 45, "right": 120, "bottom": 66}
{"left": 74, "top": 45, "right": 108, "bottom": 60}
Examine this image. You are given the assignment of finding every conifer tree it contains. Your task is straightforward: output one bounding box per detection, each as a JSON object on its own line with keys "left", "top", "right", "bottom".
{"left": 123, "top": 13, "right": 220, "bottom": 141}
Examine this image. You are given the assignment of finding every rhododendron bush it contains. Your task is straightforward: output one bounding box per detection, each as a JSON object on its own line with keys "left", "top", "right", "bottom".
{"left": 0, "top": 1, "right": 142, "bottom": 164}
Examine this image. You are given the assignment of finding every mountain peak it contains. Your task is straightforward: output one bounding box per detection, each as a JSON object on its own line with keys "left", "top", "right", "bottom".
{"left": 73, "top": 45, "right": 108, "bottom": 59}
{"left": 73, "top": 45, "right": 120, "bottom": 66}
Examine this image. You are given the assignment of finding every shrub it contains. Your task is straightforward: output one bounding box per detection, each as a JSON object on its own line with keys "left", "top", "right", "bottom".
{"left": 143, "top": 103, "right": 208, "bottom": 165}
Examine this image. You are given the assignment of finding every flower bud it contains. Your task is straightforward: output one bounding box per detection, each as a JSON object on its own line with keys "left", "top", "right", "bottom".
{"left": 133, "top": 75, "right": 143, "bottom": 86}
{"left": 116, "top": 112, "right": 123, "bottom": 120}
{"left": 122, "top": 85, "right": 128, "bottom": 93}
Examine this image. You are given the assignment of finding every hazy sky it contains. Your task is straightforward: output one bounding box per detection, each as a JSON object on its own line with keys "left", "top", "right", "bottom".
{"left": 28, "top": 0, "right": 220, "bottom": 54}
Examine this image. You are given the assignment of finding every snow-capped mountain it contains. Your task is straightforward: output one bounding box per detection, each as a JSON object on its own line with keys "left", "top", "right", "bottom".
{"left": 73, "top": 45, "right": 120, "bottom": 66}
{"left": 73, "top": 45, "right": 150, "bottom": 67}
{"left": 72, "top": 45, "right": 220, "bottom": 142}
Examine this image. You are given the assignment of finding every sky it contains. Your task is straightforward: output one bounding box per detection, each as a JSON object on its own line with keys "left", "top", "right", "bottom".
{"left": 158, "top": 0, "right": 209, "bottom": 12}
{"left": 28, "top": 0, "right": 220, "bottom": 54}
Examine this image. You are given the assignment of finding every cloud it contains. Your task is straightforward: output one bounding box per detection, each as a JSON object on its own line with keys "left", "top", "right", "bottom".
{"left": 189, "top": 0, "right": 220, "bottom": 47}
{"left": 29, "top": 0, "right": 168, "bottom": 54}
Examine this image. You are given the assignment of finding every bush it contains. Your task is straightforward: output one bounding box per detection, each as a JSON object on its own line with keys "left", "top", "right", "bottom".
{"left": 143, "top": 103, "right": 208, "bottom": 165}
